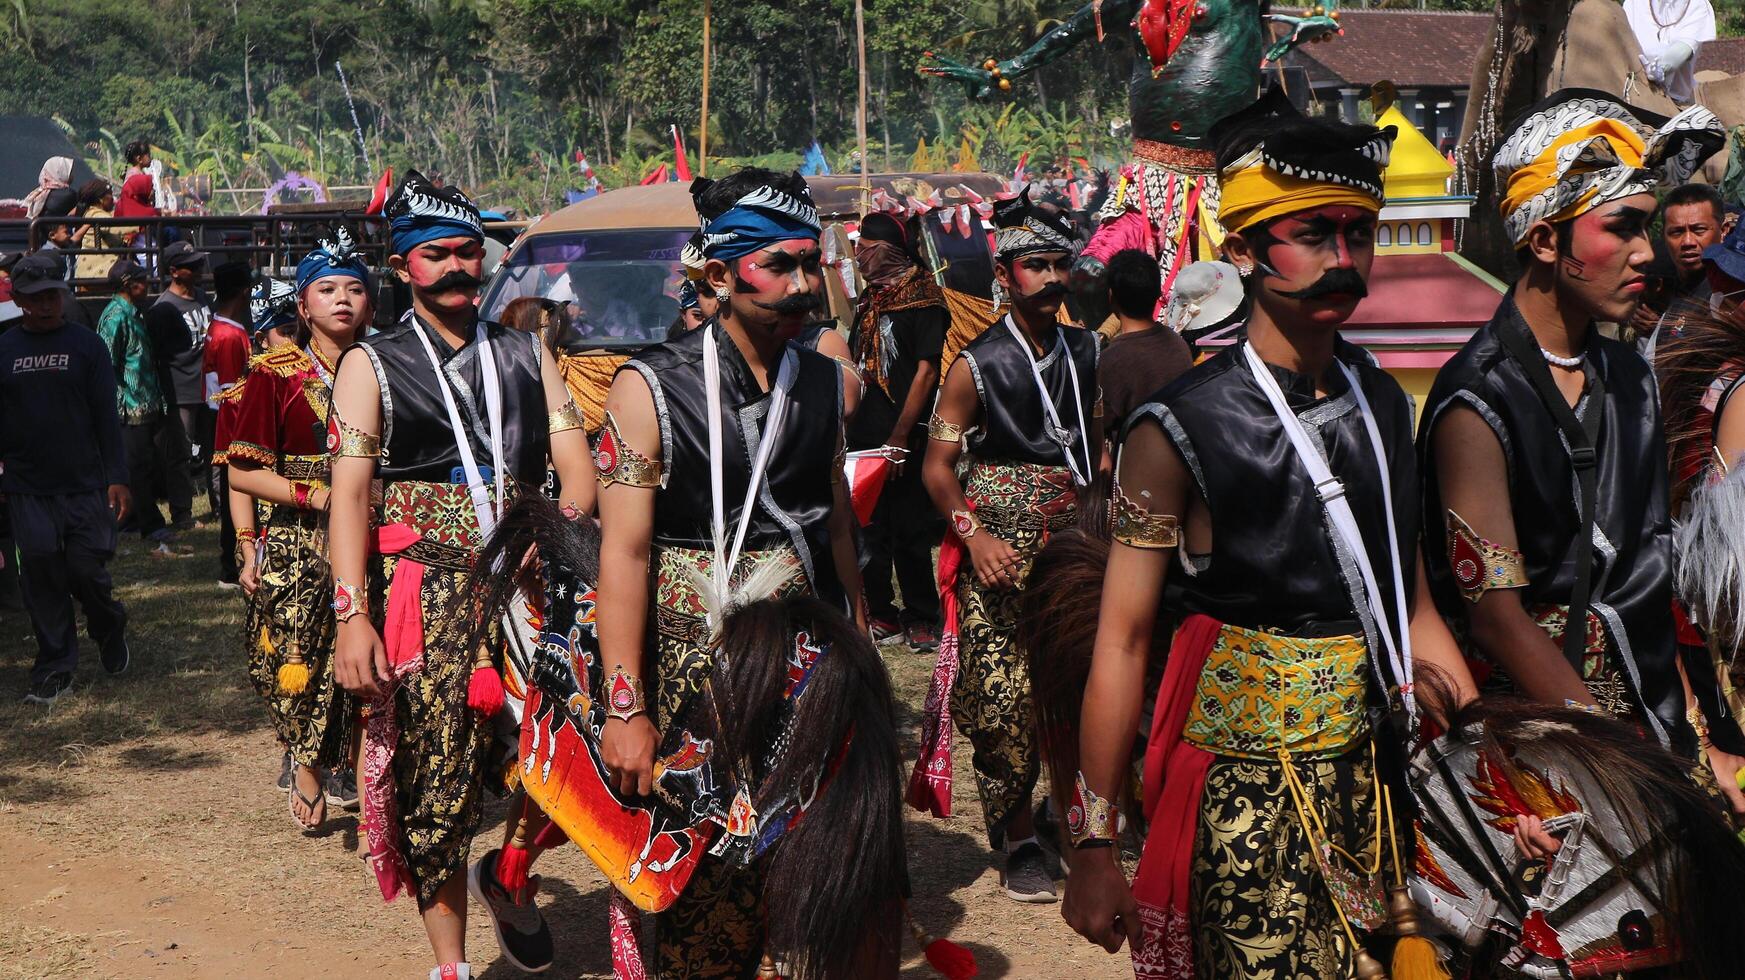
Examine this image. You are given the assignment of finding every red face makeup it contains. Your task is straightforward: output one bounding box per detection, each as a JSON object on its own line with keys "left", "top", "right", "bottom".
{"left": 998, "top": 251, "right": 1074, "bottom": 317}
{"left": 403, "top": 236, "right": 486, "bottom": 312}
{"left": 1249, "top": 204, "right": 1377, "bottom": 327}
{"left": 1554, "top": 194, "right": 1655, "bottom": 325}
{"left": 728, "top": 238, "right": 825, "bottom": 339}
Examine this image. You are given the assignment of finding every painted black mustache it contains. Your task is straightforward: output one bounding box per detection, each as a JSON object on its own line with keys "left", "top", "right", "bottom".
{"left": 427, "top": 270, "right": 483, "bottom": 293}
{"left": 1025, "top": 282, "right": 1070, "bottom": 301}
{"left": 753, "top": 292, "right": 826, "bottom": 315}
{"left": 1274, "top": 269, "right": 1368, "bottom": 300}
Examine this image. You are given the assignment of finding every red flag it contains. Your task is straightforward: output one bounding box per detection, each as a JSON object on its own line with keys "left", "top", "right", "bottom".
{"left": 843, "top": 450, "right": 896, "bottom": 526}
{"left": 365, "top": 167, "right": 394, "bottom": 216}
{"left": 640, "top": 163, "right": 669, "bottom": 186}
{"left": 672, "top": 126, "right": 693, "bottom": 182}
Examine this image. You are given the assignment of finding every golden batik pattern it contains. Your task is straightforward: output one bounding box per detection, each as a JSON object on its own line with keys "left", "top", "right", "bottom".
{"left": 951, "top": 459, "right": 1078, "bottom": 841}
{"left": 247, "top": 504, "right": 349, "bottom": 768}
{"left": 370, "top": 483, "right": 504, "bottom": 906}
{"left": 1182, "top": 626, "right": 1370, "bottom": 760}
{"left": 1191, "top": 750, "right": 1378, "bottom": 979}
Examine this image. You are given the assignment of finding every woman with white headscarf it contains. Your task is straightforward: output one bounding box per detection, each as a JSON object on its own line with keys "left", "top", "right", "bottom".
{"left": 23, "top": 156, "right": 76, "bottom": 220}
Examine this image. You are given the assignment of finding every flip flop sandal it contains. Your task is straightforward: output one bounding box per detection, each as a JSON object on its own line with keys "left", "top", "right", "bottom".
{"left": 289, "top": 778, "right": 327, "bottom": 832}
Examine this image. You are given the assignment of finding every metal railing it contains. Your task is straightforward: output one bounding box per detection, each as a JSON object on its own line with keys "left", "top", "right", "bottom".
{"left": 9, "top": 213, "right": 392, "bottom": 293}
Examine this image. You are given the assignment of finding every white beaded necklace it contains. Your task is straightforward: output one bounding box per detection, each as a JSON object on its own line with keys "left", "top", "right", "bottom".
{"left": 1540, "top": 347, "right": 1585, "bottom": 369}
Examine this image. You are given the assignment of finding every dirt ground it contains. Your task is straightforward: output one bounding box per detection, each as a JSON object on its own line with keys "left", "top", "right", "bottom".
{"left": 0, "top": 516, "right": 1131, "bottom": 980}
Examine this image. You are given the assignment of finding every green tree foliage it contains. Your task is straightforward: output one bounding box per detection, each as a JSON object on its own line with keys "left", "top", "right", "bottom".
{"left": 5, "top": 0, "right": 1729, "bottom": 212}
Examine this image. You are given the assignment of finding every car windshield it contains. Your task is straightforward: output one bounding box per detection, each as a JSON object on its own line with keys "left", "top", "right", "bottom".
{"left": 480, "top": 227, "right": 691, "bottom": 349}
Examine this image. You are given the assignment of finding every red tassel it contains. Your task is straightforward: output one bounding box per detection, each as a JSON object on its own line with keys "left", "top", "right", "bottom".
{"left": 923, "top": 937, "right": 977, "bottom": 979}
{"left": 467, "top": 660, "right": 505, "bottom": 717}
{"left": 496, "top": 841, "right": 532, "bottom": 892}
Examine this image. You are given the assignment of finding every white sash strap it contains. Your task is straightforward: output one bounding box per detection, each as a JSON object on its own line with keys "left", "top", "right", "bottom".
{"left": 703, "top": 324, "right": 797, "bottom": 626}
{"left": 1001, "top": 315, "right": 1091, "bottom": 486}
{"left": 411, "top": 317, "right": 506, "bottom": 541}
{"left": 1241, "top": 342, "right": 1416, "bottom": 721}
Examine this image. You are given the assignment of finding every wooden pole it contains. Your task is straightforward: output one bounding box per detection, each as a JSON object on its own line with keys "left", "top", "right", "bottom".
{"left": 700, "top": 0, "right": 711, "bottom": 177}
{"left": 855, "top": 0, "right": 870, "bottom": 209}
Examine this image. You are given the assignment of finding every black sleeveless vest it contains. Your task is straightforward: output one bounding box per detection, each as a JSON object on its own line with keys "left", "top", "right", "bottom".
{"left": 346, "top": 315, "right": 549, "bottom": 486}
{"left": 623, "top": 320, "right": 846, "bottom": 609}
{"left": 960, "top": 318, "right": 1099, "bottom": 467}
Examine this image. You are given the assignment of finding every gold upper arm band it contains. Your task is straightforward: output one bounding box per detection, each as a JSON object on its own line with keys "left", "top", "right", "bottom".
{"left": 1447, "top": 509, "right": 1527, "bottom": 602}
{"left": 594, "top": 410, "right": 662, "bottom": 488}
{"left": 927, "top": 412, "right": 963, "bottom": 443}
{"left": 326, "top": 411, "right": 380, "bottom": 458}
{"left": 548, "top": 400, "right": 585, "bottom": 435}
{"left": 1111, "top": 484, "right": 1180, "bottom": 550}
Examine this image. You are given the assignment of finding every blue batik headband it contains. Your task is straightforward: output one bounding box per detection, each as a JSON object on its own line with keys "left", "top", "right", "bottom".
{"left": 386, "top": 170, "right": 484, "bottom": 256}
{"left": 296, "top": 227, "right": 372, "bottom": 294}
{"left": 700, "top": 185, "right": 822, "bottom": 260}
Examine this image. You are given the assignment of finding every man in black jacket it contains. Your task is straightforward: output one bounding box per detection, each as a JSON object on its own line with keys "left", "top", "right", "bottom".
{"left": 0, "top": 255, "right": 132, "bottom": 705}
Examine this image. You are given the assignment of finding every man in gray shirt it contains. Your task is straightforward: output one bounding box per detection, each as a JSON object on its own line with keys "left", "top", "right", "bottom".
{"left": 143, "top": 240, "right": 210, "bottom": 527}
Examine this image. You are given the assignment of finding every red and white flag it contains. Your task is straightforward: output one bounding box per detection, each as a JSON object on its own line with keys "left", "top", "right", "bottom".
{"left": 843, "top": 447, "right": 904, "bottom": 526}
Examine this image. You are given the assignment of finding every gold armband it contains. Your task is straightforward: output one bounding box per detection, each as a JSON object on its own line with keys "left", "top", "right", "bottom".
{"left": 927, "top": 413, "right": 963, "bottom": 443}
{"left": 1447, "top": 509, "right": 1527, "bottom": 603}
{"left": 1111, "top": 484, "right": 1180, "bottom": 550}
{"left": 548, "top": 400, "right": 585, "bottom": 435}
{"left": 326, "top": 412, "right": 380, "bottom": 458}
{"left": 594, "top": 410, "right": 662, "bottom": 488}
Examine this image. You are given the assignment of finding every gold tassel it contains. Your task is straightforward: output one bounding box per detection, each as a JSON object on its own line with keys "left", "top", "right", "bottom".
{"left": 1388, "top": 886, "right": 1451, "bottom": 980}
{"left": 277, "top": 642, "right": 310, "bottom": 695}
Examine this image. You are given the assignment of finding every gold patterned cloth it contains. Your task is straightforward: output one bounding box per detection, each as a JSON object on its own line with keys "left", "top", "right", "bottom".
{"left": 649, "top": 544, "right": 808, "bottom": 976}
{"left": 1464, "top": 603, "right": 1637, "bottom": 719}
{"left": 247, "top": 505, "right": 349, "bottom": 768}
{"left": 1133, "top": 617, "right": 1382, "bottom": 980}
{"left": 951, "top": 460, "right": 1078, "bottom": 842}
{"left": 1181, "top": 624, "right": 1370, "bottom": 760}
{"left": 368, "top": 479, "right": 506, "bottom": 905}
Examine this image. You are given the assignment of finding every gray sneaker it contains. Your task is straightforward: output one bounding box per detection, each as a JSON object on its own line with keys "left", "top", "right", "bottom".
{"left": 1002, "top": 842, "right": 1058, "bottom": 904}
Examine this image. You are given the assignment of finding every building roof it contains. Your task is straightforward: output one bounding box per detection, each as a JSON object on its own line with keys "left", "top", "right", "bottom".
{"left": 1279, "top": 10, "right": 1492, "bottom": 90}
{"left": 1377, "top": 105, "right": 1453, "bottom": 198}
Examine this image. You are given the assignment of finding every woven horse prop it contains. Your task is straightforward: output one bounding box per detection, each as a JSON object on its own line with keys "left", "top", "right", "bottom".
{"left": 464, "top": 495, "right": 907, "bottom": 978}
{"left": 1409, "top": 698, "right": 1745, "bottom": 979}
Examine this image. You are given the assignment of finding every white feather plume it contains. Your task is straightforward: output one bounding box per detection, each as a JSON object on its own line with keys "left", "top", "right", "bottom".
{"left": 1674, "top": 463, "right": 1745, "bottom": 653}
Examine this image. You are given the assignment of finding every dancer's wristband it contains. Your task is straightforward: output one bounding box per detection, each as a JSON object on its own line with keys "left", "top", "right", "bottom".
{"left": 605, "top": 666, "right": 646, "bottom": 722}
{"left": 1067, "top": 771, "right": 1118, "bottom": 847}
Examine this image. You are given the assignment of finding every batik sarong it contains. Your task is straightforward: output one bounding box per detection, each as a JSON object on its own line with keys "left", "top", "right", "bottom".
{"left": 1132, "top": 615, "right": 1382, "bottom": 980}
{"left": 247, "top": 501, "right": 349, "bottom": 768}
{"left": 650, "top": 544, "right": 808, "bottom": 978}
{"left": 911, "top": 460, "right": 1076, "bottom": 841}
{"left": 363, "top": 480, "right": 505, "bottom": 906}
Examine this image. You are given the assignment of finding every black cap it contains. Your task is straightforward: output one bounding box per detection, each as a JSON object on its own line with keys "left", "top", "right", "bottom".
{"left": 0, "top": 251, "right": 20, "bottom": 274}
{"left": 10, "top": 253, "right": 72, "bottom": 295}
{"left": 108, "top": 258, "right": 148, "bottom": 287}
{"left": 161, "top": 240, "right": 209, "bottom": 269}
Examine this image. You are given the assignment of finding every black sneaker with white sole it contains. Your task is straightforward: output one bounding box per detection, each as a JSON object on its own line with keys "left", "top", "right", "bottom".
{"left": 325, "top": 768, "right": 360, "bottom": 810}
{"left": 1002, "top": 842, "right": 1059, "bottom": 904}
{"left": 22, "top": 671, "right": 73, "bottom": 706}
{"left": 99, "top": 631, "right": 130, "bottom": 675}
{"left": 469, "top": 849, "right": 554, "bottom": 973}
